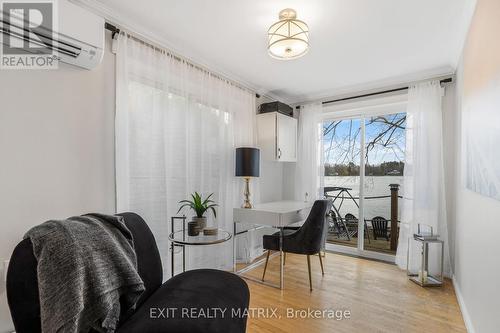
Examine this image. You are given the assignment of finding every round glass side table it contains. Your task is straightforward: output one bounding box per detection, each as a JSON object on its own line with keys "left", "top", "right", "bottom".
{"left": 168, "top": 229, "right": 232, "bottom": 277}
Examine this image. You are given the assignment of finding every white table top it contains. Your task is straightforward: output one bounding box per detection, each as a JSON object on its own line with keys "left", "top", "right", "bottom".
{"left": 235, "top": 200, "right": 313, "bottom": 214}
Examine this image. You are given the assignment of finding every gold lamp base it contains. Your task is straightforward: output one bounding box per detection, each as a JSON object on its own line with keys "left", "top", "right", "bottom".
{"left": 242, "top": 177, "right": 253, "bottom": 209}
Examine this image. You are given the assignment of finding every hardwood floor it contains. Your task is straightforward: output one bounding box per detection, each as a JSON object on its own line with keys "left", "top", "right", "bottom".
{"left": 241, "top": 252, "right": 465, "bottom": 333}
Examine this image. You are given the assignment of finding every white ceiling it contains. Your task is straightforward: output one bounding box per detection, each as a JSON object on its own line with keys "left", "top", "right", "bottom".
{"left": 82, "top": 0, "right": 475, "bottom": 104}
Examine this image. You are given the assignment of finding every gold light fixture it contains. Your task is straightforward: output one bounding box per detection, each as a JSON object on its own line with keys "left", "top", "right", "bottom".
{"left": 268, "top": 8, "right": 309, "bottom": 60}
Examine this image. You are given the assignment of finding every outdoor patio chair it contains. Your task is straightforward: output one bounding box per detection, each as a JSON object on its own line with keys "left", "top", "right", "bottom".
{"left": 344, "top": 213, "right": 371, "bottom": 243}
{"left": 371, "top": 216, "right": 389, "bottom": 241}
{"left": 328, "top": 211, "right": 352, "bottom": 240}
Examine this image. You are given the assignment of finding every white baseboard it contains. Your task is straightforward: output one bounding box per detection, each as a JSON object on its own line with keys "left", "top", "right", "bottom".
{"left": 452, "top": 275, "right": 475, "bottom": 333}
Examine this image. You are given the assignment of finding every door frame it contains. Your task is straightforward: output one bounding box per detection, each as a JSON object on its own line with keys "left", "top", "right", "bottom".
{"left": 321, "top": 94, "right": 407, "bottom": 263}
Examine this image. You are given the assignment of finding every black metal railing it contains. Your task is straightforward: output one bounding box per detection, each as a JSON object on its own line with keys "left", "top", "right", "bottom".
{"left": 324, "top": 184, "right": 401, "bottom": 250}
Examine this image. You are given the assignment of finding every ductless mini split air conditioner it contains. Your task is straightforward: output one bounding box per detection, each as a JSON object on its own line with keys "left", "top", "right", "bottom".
{"left": 0, "top": 0, "right": 104, "bottom": 70}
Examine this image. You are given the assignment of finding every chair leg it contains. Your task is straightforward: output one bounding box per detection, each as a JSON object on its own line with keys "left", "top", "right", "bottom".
{"left": 307, "top": 255, "right": 312, "bottom": 291}
{"left": 262, "top": 250, "right": 270, "bottom": 281}
{"left": 365, "top": 222, "right": 371, "bottom": 244}
{"left": 318, "top": 252, "right": 325, "bottom": 276}
{"left": 284, "top": 252, "right": 287, "bottom": 266}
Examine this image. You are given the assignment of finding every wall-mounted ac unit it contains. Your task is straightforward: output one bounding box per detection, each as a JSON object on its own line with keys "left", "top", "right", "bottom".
{"left": 0, "top": 0, "right": 104, "bottom": 70}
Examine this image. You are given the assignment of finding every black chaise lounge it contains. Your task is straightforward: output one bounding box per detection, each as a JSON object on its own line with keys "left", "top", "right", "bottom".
{"left": 261, "top": 200, "right": 329, "bottom": 291}
{"left": 7, "top": 212, "right": 249, "bottom": 333}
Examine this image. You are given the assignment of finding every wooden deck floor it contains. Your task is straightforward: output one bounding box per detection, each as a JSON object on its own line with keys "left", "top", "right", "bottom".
{"left": 242, "top": 252, "right": 465, "bottom": 333}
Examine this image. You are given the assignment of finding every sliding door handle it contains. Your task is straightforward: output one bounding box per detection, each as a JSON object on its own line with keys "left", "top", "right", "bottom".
{"left": 277, "top": 148, "right": 282, "bottom": 159}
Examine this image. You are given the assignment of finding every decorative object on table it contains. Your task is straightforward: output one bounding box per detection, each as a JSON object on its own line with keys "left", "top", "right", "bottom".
{"left": 235, "top": 147, "right": 260, "bottom": 209}
{"left": 177, "top": 192, "right": 218, "bottom": 234}
{"left": 413, "top": 223, "right": 439, "bottom": 241}
{"left": 187, "top": 221, "right": 200, "bottom": 236}
{"left": 203, "top": 227, "right": 218, "bottom": 236}
{"left": 268, "top": 8, "right": 309, "bottom": 60}
{"left": 407, "top": 223, "right": 444, "bottom": 287}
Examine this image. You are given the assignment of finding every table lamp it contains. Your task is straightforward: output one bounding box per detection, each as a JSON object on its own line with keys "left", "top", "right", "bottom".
{"left": 235, "top": 147, "right": 260, "bottom": 208}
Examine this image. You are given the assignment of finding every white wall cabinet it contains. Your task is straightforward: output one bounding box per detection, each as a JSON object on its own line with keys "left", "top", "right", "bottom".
{"left": 257, "top": 112, "right": 297, "bottom": 162}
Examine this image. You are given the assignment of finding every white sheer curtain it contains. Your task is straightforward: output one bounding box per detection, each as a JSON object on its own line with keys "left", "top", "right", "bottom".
{"left": 294, "top": 103, "right": 323, "bottom": 201}
{"left": 115, "top": 33, "right": 257, "bottom": 278}
{"left": 396, "top": 81, "right": 450, "bottom": 275}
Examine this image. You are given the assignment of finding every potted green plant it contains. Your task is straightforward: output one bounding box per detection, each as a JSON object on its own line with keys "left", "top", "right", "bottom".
{"left": 177, "top": 192, "right": 218, "bottom": 236}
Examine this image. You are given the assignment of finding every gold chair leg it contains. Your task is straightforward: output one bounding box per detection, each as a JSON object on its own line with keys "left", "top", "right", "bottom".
{"left": 262, "top": 250, "right": 271, "bottom": 281}
{"left": 307, "top": 255, "right": 312, "bottom": 291}
{"left": 318, "top": 252, "right": 325, "bottom": 276}
{"left": 284, "top": 252, "right": 287, "bottom": 266}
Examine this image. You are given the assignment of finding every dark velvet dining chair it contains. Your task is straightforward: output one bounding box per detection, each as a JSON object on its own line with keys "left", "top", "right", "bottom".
{"left": 261, "top": 200, "right": 329, "bottom": 291}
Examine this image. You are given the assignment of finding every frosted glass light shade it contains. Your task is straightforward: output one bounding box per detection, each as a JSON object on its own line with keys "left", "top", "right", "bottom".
{"left": 268, "top": 8, "right": 309, "bottom": 60}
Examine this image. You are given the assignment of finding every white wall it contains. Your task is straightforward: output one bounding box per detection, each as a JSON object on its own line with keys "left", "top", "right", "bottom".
{"left": 282, "top": 162, "right": 296, "bottom": 200}
{"left": 449, "top": 0, "right": 500, "bottom": 332}
{"left": 0, "top": 33, "right": 116, "bottom": 332}
{"left": 259, "top": 160, "right": 284, "bottom": 202}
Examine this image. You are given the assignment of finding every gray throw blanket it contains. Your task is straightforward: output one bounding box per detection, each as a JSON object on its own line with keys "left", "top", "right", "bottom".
{"left": 25, "top": 214, "right": 145, "bottom": 333}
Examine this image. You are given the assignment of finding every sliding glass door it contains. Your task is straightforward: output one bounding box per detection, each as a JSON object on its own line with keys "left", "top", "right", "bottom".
{"left": 323, "top": 111, "right": 406, "bottom": 258}
{"left": 363, "top": 113, "right": 406, "bottom": 254}
{"left": 323, "top": 118, "right": 362, "bottom": 249}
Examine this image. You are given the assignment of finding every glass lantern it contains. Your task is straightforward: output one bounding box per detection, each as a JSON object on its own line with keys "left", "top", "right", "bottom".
{"left": 406, "top": 224, "right": 444, "bottom": 287}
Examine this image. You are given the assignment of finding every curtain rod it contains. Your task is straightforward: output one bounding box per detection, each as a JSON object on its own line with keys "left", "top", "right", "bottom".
{"left": 105, "top": 22, "right": 120, "bottom": 38}
{"left": 104, "top": 22, "right": 261, "bottom": 98}
{"left": 320, "top": 77, "right": 452, "bottom": 106}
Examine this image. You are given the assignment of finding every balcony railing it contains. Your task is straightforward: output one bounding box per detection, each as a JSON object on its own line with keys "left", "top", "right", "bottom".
{"left": 325, "top": 184, "right": 401, "bottom": 253}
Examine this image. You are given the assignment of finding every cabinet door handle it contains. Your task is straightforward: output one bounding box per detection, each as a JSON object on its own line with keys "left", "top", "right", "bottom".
{"left": 277, "top": 148, "right": 282, "bottom": 159}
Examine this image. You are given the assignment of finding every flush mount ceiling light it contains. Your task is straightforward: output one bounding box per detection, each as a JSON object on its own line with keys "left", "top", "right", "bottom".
{"left": 268, "top": 8, "right": 309, "bottom": 60}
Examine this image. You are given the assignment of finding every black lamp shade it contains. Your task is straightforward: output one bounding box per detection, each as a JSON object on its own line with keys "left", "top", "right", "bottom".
{"left": 235, "top": 147, "right": 260, "bottom": 177}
